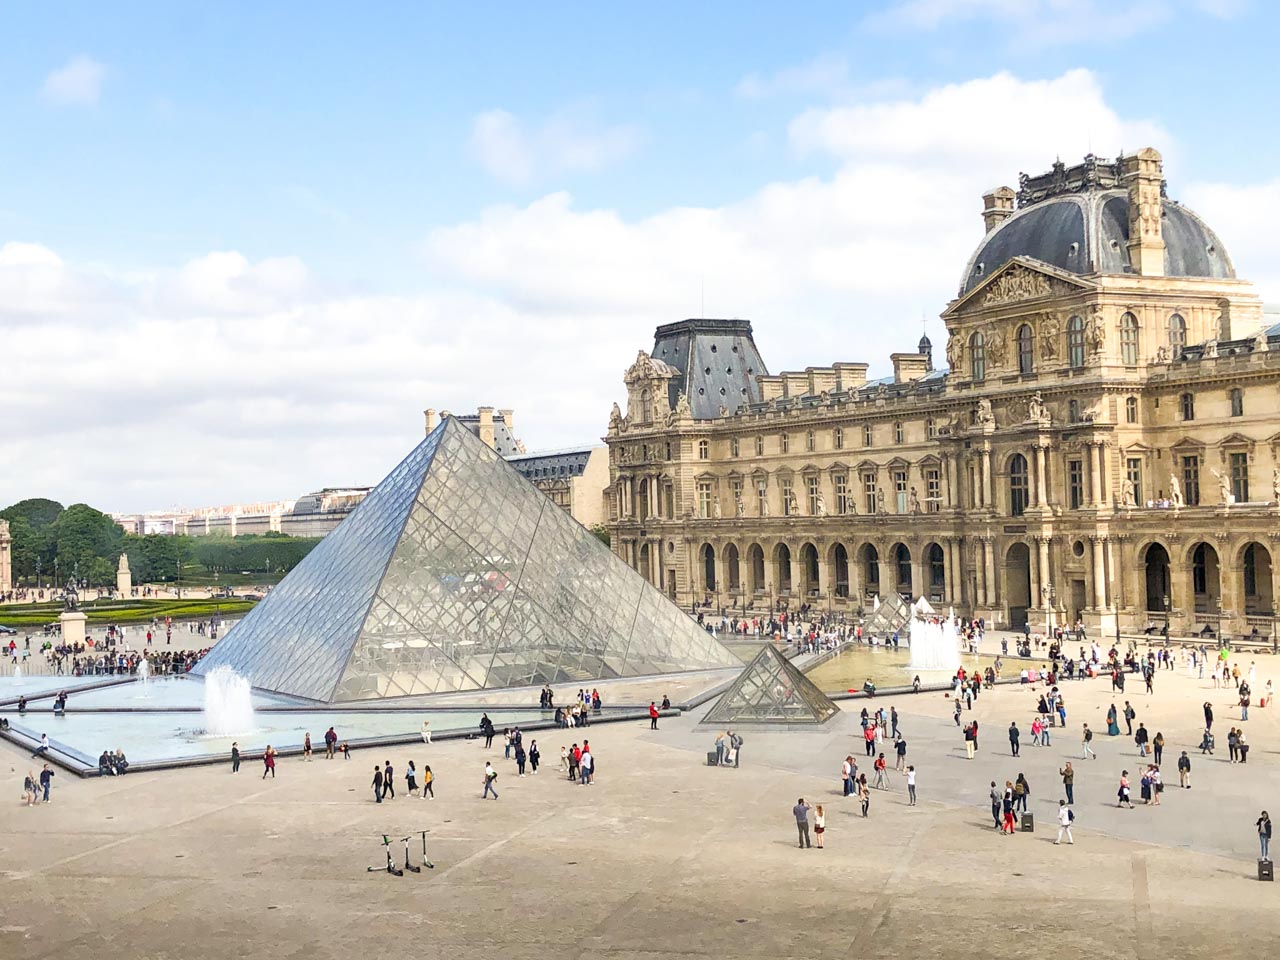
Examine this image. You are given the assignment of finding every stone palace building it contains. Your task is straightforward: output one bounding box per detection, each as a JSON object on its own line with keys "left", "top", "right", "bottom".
{"left": 605, "top": 148, "right": 1280, "bottom": 640}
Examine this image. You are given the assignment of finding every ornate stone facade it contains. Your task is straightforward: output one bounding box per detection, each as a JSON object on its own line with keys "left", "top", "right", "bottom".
{"left": 606, "top": 149, "right": 1280, "bottom": 640}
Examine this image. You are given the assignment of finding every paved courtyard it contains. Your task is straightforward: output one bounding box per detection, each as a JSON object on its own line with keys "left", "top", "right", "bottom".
{"left": 2, "top": 651, "right": 1278, "bottom": 959}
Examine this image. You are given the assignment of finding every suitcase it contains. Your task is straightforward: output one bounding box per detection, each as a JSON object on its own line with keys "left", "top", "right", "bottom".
{"left": 706, "top": 751, "right": 719, "bottom": 766}
{"left": 1260, "top": 859, "right": 1274, "bottom": 881}
{"left": 1020, "top": 812, "right": 1034, "bottom": 832}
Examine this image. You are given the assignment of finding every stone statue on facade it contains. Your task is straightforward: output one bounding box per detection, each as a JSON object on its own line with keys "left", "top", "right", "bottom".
{"left": 876, "top": 487, "right": 886, "bottom": 514}
{"left": 1027, "top": 391, "right": 1049, "bottom": 423}
{"left": 786, "top": 489, "right": 799, "bottom": 516}
{"left": 1169, "top": 474, "right": 1183, "bottom": 509}
{"left": 734, "top": 492, "right": 745, "bottom": 517}
{"left": 712, "top": 497, "right": 722, "bottom": 520}
{"left": 975, "top": 398, "right": 995, "bottom": 426}
{"left": 909, "top": 486, "right": 921, "bottom": 515}
{"left": 1154, "top": 345, "right": 1170, "bottom": 364}
{"left": 759, "top": 493, "right": 769, "bottom": 518}
{"left": 1087, "top": 309, "right": 1106, "bottom": 356}
{"left": 1272, "top": 466, "right": 1280, "bottom": 504}
{"left": 815, "top": 492, "right": 826, "bottom": 517}
{"left": 608, "top": 402, "right": 623, "bottom": 433}
{"left": 1211, "top": 468, "right": 1231, "bottom": 505}
{"left": 946, "top": 334, "right": 963, "bottom": 372}
{"left": 1039, "top": 316, "right": 1060, "bottom": 360}
{"left": 1121, "top": 477, "right": 1137, "bottom": 508}
{"left": 985, "top": 328, "right": 1007, "bottom": 367}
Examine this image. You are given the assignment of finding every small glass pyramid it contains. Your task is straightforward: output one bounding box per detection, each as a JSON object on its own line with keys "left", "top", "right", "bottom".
{"left": 861, "top": 592, "right": 911, "bottom": 638}
{"left": 194, "top": 417, "right": 741, "bottom": 702}
{"left": 703, "top": 644, "right": 839, "bottom": 725}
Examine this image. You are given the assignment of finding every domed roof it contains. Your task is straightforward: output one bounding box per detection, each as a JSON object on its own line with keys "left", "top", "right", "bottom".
{"left": 960, "top": 190, "right": 1234, "bottom": 294}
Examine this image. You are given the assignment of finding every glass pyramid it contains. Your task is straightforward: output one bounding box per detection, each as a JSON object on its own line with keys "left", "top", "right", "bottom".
{"left": 193, "top": 417, "right": 741, "bottom": 702}
{"left": 703, "top": 644, "right": 839, "bottom": 725}
{"left": 862, "top": 592, "right": 911, "bottom": 638}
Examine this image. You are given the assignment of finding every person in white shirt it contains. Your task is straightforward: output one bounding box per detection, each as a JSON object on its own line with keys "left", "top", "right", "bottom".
{"left": 1055, "top": 800, "right": 1075, "bottom": 844}
{"left": 421, "top": 720, "right": 431, "bottom": 745}
{"left": 906, "top": 765, "right": 917, "bottom": 806}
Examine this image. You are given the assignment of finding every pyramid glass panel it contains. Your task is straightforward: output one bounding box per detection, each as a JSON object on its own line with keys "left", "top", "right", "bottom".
{"left": 703, "top": 644, "right": 839, "bottom": 725}
{"left": 861, "top": 593, "right": 911, "bottom": 639}
{"left": 195, "top": 417, "right": 740, "bottom": 702}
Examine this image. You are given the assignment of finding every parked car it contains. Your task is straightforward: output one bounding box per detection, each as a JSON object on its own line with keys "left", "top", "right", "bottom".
{"left": 241, "top": 593, "right": 264, "bottom": 602}
{"left": 0, "top": 624, "right": 17, "bottom": 635}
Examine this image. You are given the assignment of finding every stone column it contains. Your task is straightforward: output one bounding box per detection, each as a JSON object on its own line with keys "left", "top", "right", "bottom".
{"left": 1029, "top": 538, "right": 1041, "bottom": 615}
{"left": 1090, "top": 444, "right": 1104, "bottom": 508}
{"left": 0, "top": 519, "right": 11, "bottom": 595}
{"left": 816, "top": 552, "right": 828, "bottom": 602}
{"left": 983, "top": 539, "right": 996, "bottom": 608}
{"left": 1038, "top": 537, "right": 1051, "bottom": 605}
{"left": 1107, "top": 538, "right": 1121, "bottom": 612}
{"left": 1091, "top": 536, "right": 1108, "bottom": 610}
{"left": 982, "top": 449, "right": 994, "bottom": 509}
{"left": 1035, "top": 445, "right": 1048, "bottom": 508}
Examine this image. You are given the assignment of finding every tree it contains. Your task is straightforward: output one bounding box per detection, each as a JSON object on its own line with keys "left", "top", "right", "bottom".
{"left": 589, "top": 524, "right": 611, "bottom": 547}
{"left": 51, "top": 504, "right": 125, "bottom": 586}
{"left": 1, "top": 498, "right": 64, "bottom": 584}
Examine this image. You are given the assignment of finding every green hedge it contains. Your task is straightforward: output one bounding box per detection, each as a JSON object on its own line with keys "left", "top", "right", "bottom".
{"left": 0, "top": 598, "right": 258, "bottom": 629}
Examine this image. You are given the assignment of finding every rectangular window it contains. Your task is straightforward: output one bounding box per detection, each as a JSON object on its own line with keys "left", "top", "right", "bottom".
{"left": 731, "top": 478, "right": 744, "bottom": 513}
{"left": 1231, "top": 452, "right": 1249, "bottom": 503}
{"left": 755, "top": 479, "right": 768, "bottom": 516}
{"left": 697, "top": 481, "right": 713, "bottom": 519}
{"left": 1068, "top": 458, "right": 1084, "bottom": 510}
{"left": 780, "top": 478, "right": 794, "bottom": 516}
{"left": 863, "top": 473, "right": 877, "bottom": 514}
{"left": 967, "top": 465, "right": 977, "bottom": 509}
{"left": 1126, "top": 457, "right": 1143, "bottom": 506}
{"left": 894, "top": 422, "right": 904, "bottom": 444}
{"left": 806, "top": 475, "right": 820, "bottom": 515}
{"left": 834, "top": 427, "right": 844, "bottom": 450}
{"left": 781, "top": 433, "right": 790, "bottom": 454}
{"left": 1182, "top": 455, "right": 1201, "bottom": 506}
{"left": 834, "top": 474, "right": 849, "bottom": 515}
{"left": 925, "top": 468, "right": 940, "bottom": 513}
{"left": 863, "top": 425, "right": 873, "bottom": 447}
{"left": 755, "top": 436, "right": 764, "bottom": 456}
{"left": 1230, "top": 388, "right": 1244, "bottom": 418}
{"left": 893, "top": 470, "right": 908, "bottom": 514}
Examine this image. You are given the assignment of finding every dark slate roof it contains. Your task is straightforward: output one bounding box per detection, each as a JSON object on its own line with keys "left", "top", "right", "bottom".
{"left": 506, "top": 447, "right": 595, "bottom": 481}
{"left": 453, "top": 414, "right": 524, "bottom": 456}
{"left": 961, "top": 191, "right": 1234, "bottom": 293}
{"left": 651, "top": 319, "right": 770, "bottom": 420}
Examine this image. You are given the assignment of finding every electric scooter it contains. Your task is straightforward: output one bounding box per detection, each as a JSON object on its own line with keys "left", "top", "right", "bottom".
{"left": 367, "top": 835, "right": 403, "bottom": 876}
{"left": 420, "top": 829, "right": 435, "bottom": 869}
{"left": 400, "top": 835, "right": 421, "bottom": 873}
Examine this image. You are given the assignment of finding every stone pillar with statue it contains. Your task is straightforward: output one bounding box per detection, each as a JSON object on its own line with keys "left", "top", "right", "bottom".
{"left": 0, "top": 519, "right": 11, "bottom": 595}
{"left": 117, "top": 554, "right": 134, "bottom": 598}
{"left": 59, "top": 580, "right": 88, "bottom": 646}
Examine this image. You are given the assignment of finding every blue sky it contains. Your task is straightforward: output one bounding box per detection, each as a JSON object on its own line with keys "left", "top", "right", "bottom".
{"left": 1, "top": 0, "right": 1275, "bottom": 510}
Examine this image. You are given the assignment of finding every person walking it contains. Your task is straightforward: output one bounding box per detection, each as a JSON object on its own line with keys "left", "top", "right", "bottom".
{"left": 1059, "top": 762, "right": 1075, "bottom": 804}
{"left": 964, "top": 722, "right": 975, "bottom": 760}
{"left": 1239, "top": 730, "right": 1250, "bottom": 764}
{"left": 528, "top": 740, "right": 540, "bottom": 774}
{"left": 1117, "top": 771, "right": 1134, "bottom": 809}
{"left": 1001, "top": 783, "right": 1016, "bottom": 835}
{"left": 1241, "top": 689, "right": 1251, "bottom": 722}
{"left": 1153, "top": 731, "right": 1165, "bottom": 765}
{"left": 422, "top": 764, "right": 434, "bottom": 799}
{"left": 1135, "top": 723, "right": 1149, "bottom": 757}
{"left": 649, "top": 701, "right": 659, "bottom": 730}
{"left": 906, "top": 766, "right": 917, "bottom": 806}
{"left": 303, "top": 732, "right": 312, "bottom": 762}
{"left": 261, "top": 745, "right": 276, "bottom": 779}
{"left": 1177, "top": 751, "right": 1191, "bottom": 788}
{"left": 39, "top": 764, "right": 54, "bottom": 803}
{"left": 873, "top": 753, "right": 888, "bottom": 790}
{"left": 482, "top": 761, "right": 499, "bottom": 799}
{"left": 382, "top": 760, "right": 395, "bottom": 799}
{"left": 372, "top": 765, "right": 384, "bottom": 803}
{"left": 858, "top": 774, "right": 871, "bottom": 817}
{"left": 1125, "top": 701, "right": 1137, "bottom": 733}
{"left": 1009, "top": 722, "right": 1021, "bottom": 757}
{"left": 406, "top": 760, "right": 419, "bottom": 796}
{"left": 23, "top": 771, "right": 38, "bottom": 806}
{"left": 1203, "top": 702, "right": 1214, "bottom": 731}
{"left": 894, "top": 734, "right": 907, "bottom": 771}
{"left": 864, "top": 724, "right": 876, "bottom": 757}
{"left": 480, "top": 713, "right": 495, "bottom": 749}
{"left": 1055, "top": 800, "right": 1075, "bottom": 845}
{"left": 1258, "top": 811, "right": 1273, "bottom": 861}
{"left": 1228, "top": 728, "right": 1240, "bottom": 763}
{"left": 793, "top": 798, "right": 812, "bottom": 848}
{"left": 1014, "top": 773, "right": 1030, "bottom": 814}
{"left": 814, "top": 804, "right": 826, "bottom": 848}
{"left": 515, "top": 741, "right": 527, "bottom": 777}
{"left": 231, "top": 741, "right": 241, "bottom": 773}
{"left": 891, "top": 706, "right": 900, "bottom": 739}
{"left": 989, "top": 781, "right": 1002, "bottom": 829}
{"left": 1082, "top": 724, "right": 1096, "bottom": 759}
{"left": 324, "top": 726, "right": 337, "bottom": 759}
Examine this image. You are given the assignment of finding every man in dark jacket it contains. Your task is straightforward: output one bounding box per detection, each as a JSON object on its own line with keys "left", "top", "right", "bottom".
{"left": 372, "top": 765, "right": 384, "bottom": 803}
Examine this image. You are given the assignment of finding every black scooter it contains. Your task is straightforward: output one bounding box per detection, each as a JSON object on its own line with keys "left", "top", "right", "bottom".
{"left": 367, "top": 835, "right": 403, "bottom": 876}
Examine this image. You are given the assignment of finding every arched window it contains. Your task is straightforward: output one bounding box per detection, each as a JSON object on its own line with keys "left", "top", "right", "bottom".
{"left": 1009, "top": 453, "right": 1029, "bottom": 517}
{"left": 1017, "top": 324, "right": 1034, "bottom": 375}
{"left": 1125, "top": 396, "right": 1138, "bottom": 423}
{"left": 1180, "top": 392, "right": 1195, "bottom": 421}
{"left": 1169, "top": 314, "right": 1186, "bottom": 357}
{"left": 1120, "top": 312, "right": 1139, "bottom": 365}
{"left": 1230, "top": 387, "right": 1244, "bottom": 417}
{"left": 698, "top": 439, "right": 709, "bottom": 460}
{"left": 970, "top": 331, "right": 986, "bottom": 381}
{"left": 1067, "top": 315, "right": 1086, "bottom": 369}
{"left": 640, "top": 389, "right": 653, "bottom": 423}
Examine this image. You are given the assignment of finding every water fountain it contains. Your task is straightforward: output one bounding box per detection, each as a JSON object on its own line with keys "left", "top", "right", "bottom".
{"left": 201, "top": 665, "right": 256, "bottom": 736}
{"left": 137, "top": 656, "right": 151, "bottom": 699}
{"left": 12, "top": 664, "right": 22, "bottom": 686}
{"left": 908, "top": 615, "right": 962, "bottom": 673}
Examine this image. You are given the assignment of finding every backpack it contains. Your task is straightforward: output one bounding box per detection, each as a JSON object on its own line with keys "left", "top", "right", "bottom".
{"left": 1084, "top": 729, "right": 1093, "bottom": 742}
{"left": 1068, "top": 809, "right": 1075, "bottom": 823}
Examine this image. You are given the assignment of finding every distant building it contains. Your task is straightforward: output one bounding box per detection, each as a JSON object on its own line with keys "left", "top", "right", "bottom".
{"left": 507, "top": 446, "right": 611, "bottom": 529}
{"left": 279, "top": 488, "right": 372, "bottom": 538}
{"left": 424, "top": 406, "right": 525, "bottom": 456}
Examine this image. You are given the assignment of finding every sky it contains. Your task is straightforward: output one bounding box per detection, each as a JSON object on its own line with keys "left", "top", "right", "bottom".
{"left": 1, "top": 0, "right": 1277, "bottom": 512}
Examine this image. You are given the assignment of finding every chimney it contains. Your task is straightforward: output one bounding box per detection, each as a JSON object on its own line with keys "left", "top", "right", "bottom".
{"left": 424, "top": 408, "right": 437, "bottom": 436}
{"left": 477, "top": 406, "right": 496, "bottom": 449}
{"left": 891, "top": 353, "right": 930, "bottom": 384}
{"left": 1120, "top": 147, "right": 1165, "bottom": 276}
{"left": 981, "top": 186, "right": 1016, "bottom": 232}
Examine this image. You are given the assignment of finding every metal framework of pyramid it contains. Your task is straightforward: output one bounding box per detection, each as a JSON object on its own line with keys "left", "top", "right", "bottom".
{"left": 862, "top": 592, "right": 911, "bottom": 637}
{"left": 702, "top": 644, "right": 839, "bottom": 725}
{"left": 193, "top": 417, "right": 741, "bottom": 702}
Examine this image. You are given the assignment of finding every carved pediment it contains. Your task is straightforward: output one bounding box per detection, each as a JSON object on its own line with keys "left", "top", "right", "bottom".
{"left": 943, "top": 257, "right": 1097, "bottom": 319}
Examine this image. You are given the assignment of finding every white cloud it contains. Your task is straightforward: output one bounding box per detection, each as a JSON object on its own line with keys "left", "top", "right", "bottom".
{"left": 41, "top": 55, "right": 105, "bottom": 105}
{"left": 469, "top": 107, "right": 640, "bottom": 185}
{"left": 1182, "top": 177, "right": 1280, "bottom": 301}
